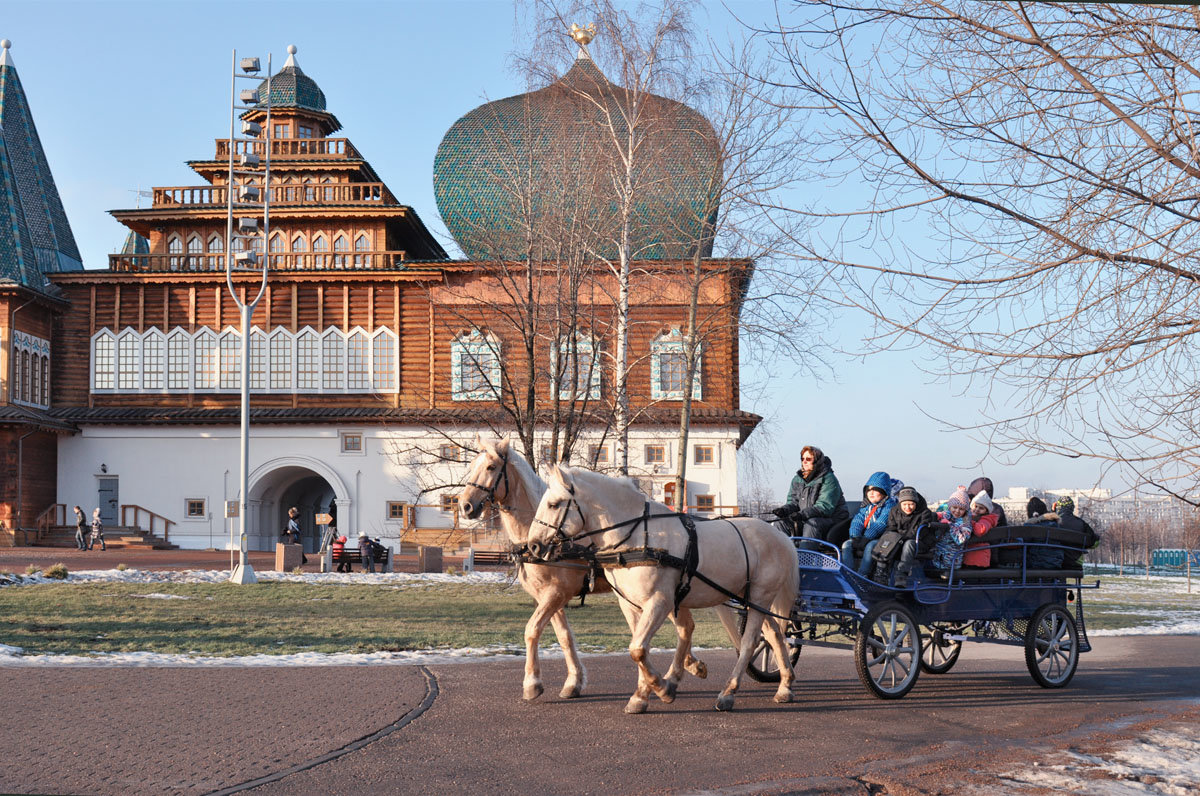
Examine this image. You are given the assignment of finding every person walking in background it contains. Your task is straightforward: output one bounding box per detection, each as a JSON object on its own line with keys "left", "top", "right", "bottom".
{"left": 286, "top": 506, "right": 307, "bottom": 565}
{"left": 73, "top": 506, "right": 87, "bottom": 551}
{"left": 358, "top": 532, "right": 376, "bottom": 573}
{"left": 332, "top": 531, "right": 351, "bottom": 572}
{"left": 88, "top": 507, "right": 106, "bottom": 551}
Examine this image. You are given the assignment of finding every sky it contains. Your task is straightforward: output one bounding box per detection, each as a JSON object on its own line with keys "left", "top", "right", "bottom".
{"left": 2, "top": 0, "right": 1111, "bottom": 505}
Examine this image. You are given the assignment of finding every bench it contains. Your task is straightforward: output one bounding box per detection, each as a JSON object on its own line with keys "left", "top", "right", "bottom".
{"left": 467, "top": 549, "right": 512, "bottom": 567}
{"left": 327, "top": 545, "right": 393, "bottom": 573}
{"left": 921, "top": 524, "right": 1090, "bottom": 582}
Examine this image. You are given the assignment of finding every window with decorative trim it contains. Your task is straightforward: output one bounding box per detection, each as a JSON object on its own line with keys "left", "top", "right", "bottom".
{"left": 185, "top": 499, "right": 207, "bottom": 518}
{"left": 248, "top": 328, "right": 268, "bottom": 390}
{"left": 693, "top": 444, "right": 715, "bottom": 466}
{"left": 650, "top": 328, "right": 701, "bottom": 401}
{"left": 451, "top": 329, "right": 501, "bottom": 401}
{"left": 269, "top": 331, "right": 292, "bottom": 390}
{"left": 644, "top": 444, "right": 666, "bottom": 465}
{"left": 386, "top": 501, "right": 407, "bottom": 522}
{"left": 219, "top": 330, "right": 241, "bottom": 389}
{"left": 117, "top": 331, "right": 140, "bottom": 390}
{"left": 291, "top": 234, "right": 306, "bottom": 252}
{"left": 194, "top": 330, "right": 217, "bottom": 390}
{"left": 554, "top": 333, "right": 601, "bottom": 401}
{"left": 372, "top": 330, "right": 396, "bottom": 391}
{"left": 168, "top": 330, "right": 190, "bottom": 390}
{"left": 347, "top": 331, "right": 369, "bottom": 390}
{"left": 296, "top": 330, "right": 319, "bottom": 390}
{"left": 322, "top": 330, "right": 344, "bottom": 390}
{"left": 354, "top": 233, "right": 370, "bottom": 268}
{"left": 13, "top": 330, "right": 52, "bottom": 407}
{"left": 340, "top": 431, "right": 364, "bottom": 454}
{"left": 92, "top": 331, "right": 114, "bottom": 391}
{"left": 142, "top": 330, "right": 164, "bottom": 390}
{"left": 207, "top": 234, "right": 223, "bottom": 253}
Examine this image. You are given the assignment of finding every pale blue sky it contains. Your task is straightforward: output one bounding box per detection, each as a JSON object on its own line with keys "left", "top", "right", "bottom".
{"left": 3, "top": 0, "right": 1109, "bottom": 504}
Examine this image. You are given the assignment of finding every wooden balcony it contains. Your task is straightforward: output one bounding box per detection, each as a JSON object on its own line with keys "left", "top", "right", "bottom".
{"left": 151, "top": 181, "right": 396, "bottom": 208}
{"left": 108, "top": 250, "right": 412, "bottom": 273}
{"left": 214, "top": 137, "right": 361, "bottom": 160}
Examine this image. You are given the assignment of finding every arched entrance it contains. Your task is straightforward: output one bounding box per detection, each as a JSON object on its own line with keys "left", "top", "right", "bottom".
{"left": 247, "top": 457, "right": 350, "bottom": 552}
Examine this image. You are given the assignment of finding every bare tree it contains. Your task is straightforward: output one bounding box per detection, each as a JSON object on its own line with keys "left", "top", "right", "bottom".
{"left": 754, "top": 2, "right": 1200, "bottom": 501}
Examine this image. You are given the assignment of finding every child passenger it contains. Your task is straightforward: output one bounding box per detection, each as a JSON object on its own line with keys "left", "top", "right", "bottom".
{"left": 873, "top": 486, "right": 938, "bottom": 587}
{"left": 841, "top": 471, "right": 902, "bottom": 575}
{"left": 932, "top": 487, "right": 973, "bottom": 571}
{"left": 963, "top": 490, "right": 999, "bottom": 567}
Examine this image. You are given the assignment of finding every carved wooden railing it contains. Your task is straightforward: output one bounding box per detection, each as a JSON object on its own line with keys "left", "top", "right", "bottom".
{"left": 120, "top": 504, "right": 175, "bottom": 544}
{"left": 34, "top": 503, "right": 66, "bottom": 544}
{"left": 109, "top": 249, "right": 412, "bottom": 273}
{"left": 151, "top": 181, "right": 394, "bottom": 208}
{"left": 215, "top": 137, "right": 360, "bottom": 160}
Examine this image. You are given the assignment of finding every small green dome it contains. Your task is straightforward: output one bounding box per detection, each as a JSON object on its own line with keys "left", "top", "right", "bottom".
{"left": 255, "top": 46, "right": 326, "bottom": 113}
{"left": 434, "top": 53, "right": 721, "bottom": 261}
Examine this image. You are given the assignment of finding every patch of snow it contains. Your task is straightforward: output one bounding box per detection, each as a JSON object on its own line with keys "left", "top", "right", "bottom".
{"left": 1092, "top": 620, "right": 1200, "bottom": 637}
{"left": 130, "top": 592, "right": 193, "bottom": 600}
{"left": 995, "top": 724, "right": 1200, "bottom": 795}
{"left": 0, "top": 568, "right": 510, "bottom": 588}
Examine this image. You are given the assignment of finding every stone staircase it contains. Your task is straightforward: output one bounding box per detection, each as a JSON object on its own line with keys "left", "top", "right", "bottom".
{"left": 33, "top": 524, "right": 179, "bottom": 550}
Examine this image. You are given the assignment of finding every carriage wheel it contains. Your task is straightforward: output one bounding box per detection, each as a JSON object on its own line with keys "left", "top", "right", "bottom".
{"left": 737, "top": 611, "right": 801, "bottom": 684}
{"left": 855, "top": 602, "right": 921, "bottom": 699}
{"left": 920, "top": 624, "right": 964, "bottom": 675}
{"left": 1025, "top": 604, "right": 1079, "bottom": 689}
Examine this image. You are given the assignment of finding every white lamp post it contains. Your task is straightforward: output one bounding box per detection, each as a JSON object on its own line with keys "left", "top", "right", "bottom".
{"left": 226, "top": 49, "right": 273, "bottom": 585}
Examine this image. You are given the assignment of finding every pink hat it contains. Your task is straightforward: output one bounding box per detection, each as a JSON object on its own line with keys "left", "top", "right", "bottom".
{"left": 948, "top": 486, "right": 970, "bottom": 511}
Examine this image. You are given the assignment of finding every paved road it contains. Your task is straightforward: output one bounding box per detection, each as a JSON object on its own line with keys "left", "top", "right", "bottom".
{"left": 3, "top": 635, "right": 1198, "bottom": 795}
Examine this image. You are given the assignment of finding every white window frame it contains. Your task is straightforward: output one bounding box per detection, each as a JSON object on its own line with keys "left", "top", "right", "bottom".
{"left": 451, "top": 329, "right": 501, "bottom": 401}
{"left": 651, "top": 328, "right": 702, "bottom": 401}
{"left": 142, "top": 329, "right": 165, "bottom": 391}
{"left": 167, "top": 328, "right": 191, "bottom": 391}
{"left": 14, "top": 330, "right": 52, "bottom": 406}
{"left": 340, "top": 431, "right": 365, "bottom": 456}
{"left": 553, "top": 333, "right": 601, "bottom": 401}
{"left": 346, "top": 329, "right": 370, "bottom": 390}
{"left": 693, "top": 443, "right": 717, "bottom": 468}
{"left": 184, "top": 498, "right": 207, "bottom": 519}
{"left": 371, "top": 328, "right": 397, "bottom": 392}
{"left": 116, "top": 328, "right": 141, "bottom": 391}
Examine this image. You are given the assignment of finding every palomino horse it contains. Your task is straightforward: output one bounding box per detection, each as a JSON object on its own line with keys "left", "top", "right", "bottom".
{"left": 528, "top": 465, "right": 799, "bottom": 713}
{"left": 457, "top": 437, "right": 708, "bottom": 702}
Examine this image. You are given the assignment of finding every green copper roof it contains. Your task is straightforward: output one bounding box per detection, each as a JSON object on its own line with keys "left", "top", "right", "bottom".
{"left": 0, "top": 40, "right": 83, "bottom": 288}
{"left": 433, "top": 52, "right": 721, "bottom": 261}
{"left": 255, "top": 47, "right": 326, "bottom": 113}
{"left": 120, "top": 230, "right": 149, "bottom": 255}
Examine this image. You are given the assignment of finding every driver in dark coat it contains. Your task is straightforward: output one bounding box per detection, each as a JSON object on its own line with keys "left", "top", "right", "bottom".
{"left": 773, "top": 445, "right": 850, "bottom": 549}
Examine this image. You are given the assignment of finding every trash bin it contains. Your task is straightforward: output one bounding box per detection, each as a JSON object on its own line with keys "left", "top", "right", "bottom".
{"left": 418, "top": 545, "right": 443, "bottom": 573}
{"left": 275, "top": 542, "right": 303, "bottom": 572}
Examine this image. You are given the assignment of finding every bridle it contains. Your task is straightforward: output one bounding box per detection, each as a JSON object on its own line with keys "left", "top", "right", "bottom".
{"left": 465, "top": 448, "right": 511, "bottom": 507}
{"left": 531, "top": 483, "right": 589, "bottom": 546}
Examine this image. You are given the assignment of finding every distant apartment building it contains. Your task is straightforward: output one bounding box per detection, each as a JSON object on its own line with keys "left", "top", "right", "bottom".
{"left": 997, "top": 486, "right": 1196, "bottom": 532}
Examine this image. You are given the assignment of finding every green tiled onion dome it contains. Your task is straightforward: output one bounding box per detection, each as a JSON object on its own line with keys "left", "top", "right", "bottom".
{"left": 434, "top": 51, "right": 721, "bottom": 261}
{"left": 255, "top": 46, "right": 326, "bottom": 113}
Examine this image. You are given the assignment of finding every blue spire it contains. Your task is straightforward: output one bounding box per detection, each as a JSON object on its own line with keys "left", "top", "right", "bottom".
{"left": 0, "top": 38, "right": 83, "bottom": 289}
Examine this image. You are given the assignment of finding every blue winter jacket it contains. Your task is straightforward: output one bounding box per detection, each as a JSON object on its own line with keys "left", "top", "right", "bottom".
{"left": 848, "top": 471, "right": 903, "bottom": 541}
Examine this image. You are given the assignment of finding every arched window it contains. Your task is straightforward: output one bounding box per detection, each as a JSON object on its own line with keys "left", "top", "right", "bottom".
{"left": 312, "top": 234, "right": 328, "bottom": 269}
{"left": 354, "top": 233, "right": 370, "bottom": 268}
{"left": 28, "top": 353, "right": 39, "bottom": 404}
{"left": 321, "top": 175, "right": 335, "bottom": 200}
{"left": 333, "top": 234, "right": 349, "bottom": 268}
{"left": 372, "top": 330, "right": 397, "bottom": 392}
{"left": 142, "top": 330, "right": 165, "bottom": 390}
{"left": 194, "top": 330, "right": 218, "bottom": 390}
{"left": 303, "top": 176, "right": 316, "bottom": 202}
{"left": 168, "top": 235, "right": 183, "bottom": 270}
{"left": 296, "top": 329, "right": 319, "bottom": 390}
{"left": 347, "top": 330, "right": 369, "bottom": 390}
{"left": 451, "top": 329, "right": 501, "bottom": 401}
{"left": 92, "top": 331, "right": 115, "bottom": 390}
{"left": 248, "top": 328, "right": 268, "bottom": 390}
{"left": 168, "top": 329, "right": 191, "bottom": 390}
{"left": 219, "top": 330, "right": 241, "bottom": 390}
{"left": 208, "top": 234, "right": 224, "bottom": 252}
{"left": 322, "top": 329, "right": 344, "bottom": 390}
{"left": 117, "top": 330, "right": 140, "bottom": 390}
{"left": 650, "top": 328, "right": 701, "bottom": 401}
{"left": 40, "top": 356, "right": 49, "bottom": 405}
{"left": 269, "top": 329, "right": 292, "bottom": 390}
{"left": 269, "top": 233, "right": 285, "bottom": 267}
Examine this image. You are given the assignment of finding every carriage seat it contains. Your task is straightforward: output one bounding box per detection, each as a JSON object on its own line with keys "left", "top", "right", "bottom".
{"left": 975, "top": 524, "right": 1090, "bottom": 568}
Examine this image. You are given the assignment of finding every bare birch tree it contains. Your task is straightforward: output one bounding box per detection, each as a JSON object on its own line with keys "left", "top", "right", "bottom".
{"left": 754, "top": 2, "right": 1200, "bottom": 501}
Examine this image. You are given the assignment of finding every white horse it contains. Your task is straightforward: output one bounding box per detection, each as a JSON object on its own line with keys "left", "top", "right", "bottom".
{"left": 528, "top": 464, "right": 799, "bottom": 713}
{"left": 457, "top": 437, "right": 708, "bottom": 702}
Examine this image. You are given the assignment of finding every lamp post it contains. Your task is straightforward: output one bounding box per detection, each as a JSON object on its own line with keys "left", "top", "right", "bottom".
{"left": 226, "top": 50, "right": 273, "bottom": 585}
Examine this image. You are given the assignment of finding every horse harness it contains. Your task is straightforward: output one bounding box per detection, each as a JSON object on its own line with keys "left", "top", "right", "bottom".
{"left": 532, "top": 492, "right": 754, "bottom": 614}
{"left": 465, "top": 448, "right": 511, "bottom": 506}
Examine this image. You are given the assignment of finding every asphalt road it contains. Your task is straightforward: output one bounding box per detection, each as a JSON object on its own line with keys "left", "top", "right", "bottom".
{"left": 3, "top": 635, "right": 1198, "bottom": 795}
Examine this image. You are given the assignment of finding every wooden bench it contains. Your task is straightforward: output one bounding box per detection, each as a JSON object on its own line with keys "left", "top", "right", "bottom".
{"left": 467, "top": 549, "right": 512, "bottom": 567}
{"left": 328, "top": 545, "right": 393, "bottom": 573}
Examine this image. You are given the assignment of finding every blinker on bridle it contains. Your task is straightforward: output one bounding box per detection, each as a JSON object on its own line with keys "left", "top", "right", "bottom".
{"left": 465, "top": 448, "right": 511, "bottom": 506}
{"left": 532, "top": 483, "right": 587, "bottom": 544}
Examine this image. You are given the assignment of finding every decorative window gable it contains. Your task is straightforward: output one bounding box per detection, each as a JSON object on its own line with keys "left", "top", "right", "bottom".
{"left": 451, "top": 329, "right": 501, "bottom": 401}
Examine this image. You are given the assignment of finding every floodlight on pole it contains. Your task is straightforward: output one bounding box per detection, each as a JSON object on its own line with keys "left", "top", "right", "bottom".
{"left": 225, "top": 47, "right": 274, "bottom": 585}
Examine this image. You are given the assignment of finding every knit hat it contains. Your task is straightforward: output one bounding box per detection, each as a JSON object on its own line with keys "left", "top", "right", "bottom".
{"left": 358, "top": 532, "right": 369, "bottom": 539}
{"left": 970, "top": 491, "right": 994, "bottom": 513}
{"left": 897, "top": 486, "right": 918, "bottom": 504}
{"left": 1026, "top": 496, "right": 1047, "bottom": 518}
{"left": 1052, "top": 496, "right": 1075, "bottom": 514}
{"left": 947, "top": 486, "right": 970, "bottom": 511}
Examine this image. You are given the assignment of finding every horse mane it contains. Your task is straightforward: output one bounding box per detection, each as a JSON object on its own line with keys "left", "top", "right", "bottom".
{"left": 505, "top": 445, "right": 546, "bottom": 503}
{"left": 563, "top": 466, "right": 671, "bottom": 525}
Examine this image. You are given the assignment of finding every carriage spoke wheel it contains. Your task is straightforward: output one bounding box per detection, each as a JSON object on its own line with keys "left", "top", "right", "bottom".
{"left": 737, "top": 611, "right": 801, "bottom": 684}
{"left": 1025, "top": 604, "right": 1079, "bottom": 689}
{"left": 855, "top": 602, "right": 921, "bottom": 699}
{"left": 921, "top": 624, "right": 964, "bottom": 675}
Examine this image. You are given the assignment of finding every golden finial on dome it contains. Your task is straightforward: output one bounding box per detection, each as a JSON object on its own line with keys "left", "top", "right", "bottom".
{"left": 570, "top": 23, "right": 596, "bottom": 46}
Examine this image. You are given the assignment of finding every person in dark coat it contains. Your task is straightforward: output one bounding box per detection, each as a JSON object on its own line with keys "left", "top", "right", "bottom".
{"left": 1024, "top": 496, "right": 1063, "bottom": 569}
{"left": 872, "top": 486, "right": 940, "bottom": 586}
{"left": 841, "top": 471, "right": 902, "bottom": 575}
{"left": 968, "top": 477, "right": 1009, "bottom": 526}
{"left": 358, "top": 532, "right": 376, "bottom": 573}
{"left": 1052, "top": 496, "right": 1098, "bottom": 569}
{"left": 772, "top": 445, "right": 849, "bottom": 550}
{"left": 73, "top": 506, "right": 87, "bottom": 551}
{"left": 286, "top": 507, "right": 307, "bottom": 565}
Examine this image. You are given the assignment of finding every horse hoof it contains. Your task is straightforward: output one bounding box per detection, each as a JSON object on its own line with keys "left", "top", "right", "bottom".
{"left": 659, "top": 681, "right": 678, "bottom": 703}
{"left": 559, "top": 684, "right": 582, "bottom": 699}
{"left": 715, "top": 695, "right": 735, "bottom": 711}
{"left": 687, "top": 660, "right": 708, "bottom": 679}
{"left": 523, "top": 683, "right": 544, "bottom": 702}
{"left": 624, "top": 698, "right": 649, "bottom": 714}
{"left": 773, "top": 691, "right": 793, "bottom": 704}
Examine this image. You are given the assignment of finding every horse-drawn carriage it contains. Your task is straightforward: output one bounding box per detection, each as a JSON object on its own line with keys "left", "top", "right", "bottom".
{"left": 743, "top": 523, "right": 1100, "bottom": 699}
